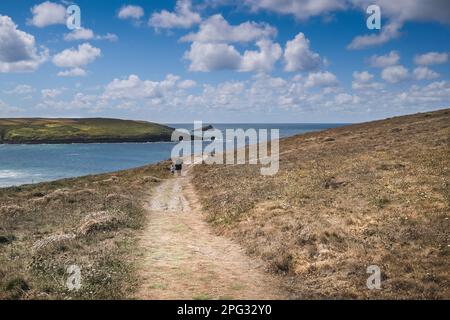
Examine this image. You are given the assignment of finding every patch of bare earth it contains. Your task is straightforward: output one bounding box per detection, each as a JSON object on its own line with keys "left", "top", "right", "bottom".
{"left": 136, "top": 170, "right": 285, "bottom": 300}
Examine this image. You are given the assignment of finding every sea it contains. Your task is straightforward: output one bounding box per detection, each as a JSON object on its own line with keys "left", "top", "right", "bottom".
{"left": 0, "top": 123, "right": 344, "bottom": 187}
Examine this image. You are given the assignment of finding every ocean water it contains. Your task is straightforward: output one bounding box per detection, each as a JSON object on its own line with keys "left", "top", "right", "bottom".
{"left": 0, "top": 123, "right": 344, "bottom": 187}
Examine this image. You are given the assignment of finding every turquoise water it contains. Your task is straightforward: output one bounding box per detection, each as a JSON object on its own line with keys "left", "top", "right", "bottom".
{"left": 0, "top": 123, "right": 344, "bottom": 187}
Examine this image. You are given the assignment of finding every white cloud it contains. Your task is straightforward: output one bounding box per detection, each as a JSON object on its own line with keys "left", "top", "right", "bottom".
{"left": 100, "top": 33, "right": 119, "bottom": 42}
{"left": 335, "top": 93, "right": 361, "bottom": 105}
{"left": 238, "top": 1, "right": 450, "bottom": 50}
{"left": 348, "top": 0, "right": 450, "bottom": 49}
{"left": 57, "top": 67, "right": 87, "bottom": 77}
{"left": 197, "top": 81, "right": 246, "bottom": 109}
{"left": 305, "top": 71, "right": 338, "bottom": 88}
{"left": 184, "top": 40, "right": 281, "bottom": 72}
{"left": 0, "top": 15, "right": 48, "bottom": 73}
{"left": 180, "top": 14, "right": 276, "bottom": 43}
{"left": 348, "top": 21, "right": 401, "bottom": 50}
{"left": 64, "top": 28, "right": 119, "bottom": 42}
{"left": 413, "top": 66, "right": 440, "bottom": 80}
{"left": 352, "top": 71, "right": 383, "bottom": 91}
{"left": 414, "top": 52, "right": 448, "bottom": 66}
{"left": 53, "top": 43, "right": 101, "bottom": 68}
{"left": 4, "top": 84, "right": 35, "bottom": 95}
{"left": 64, "top": 28, "right": 94, "bottom": 41}
{"left": 284, "top": 32, "right": 322, "bottom": 72}
{"left": 240, "top": 40, "right": 282, "bottom": 72}
{"left": 103, "top": 74, "right": 182, "bottom": 100}
{"left": 149, "top": 0, "right": 201, "bottom": 29}
{"left": 41, "top": 88, "right": 63, "bottom": 99}
{"left": 184, "top": 42, "right": 242, "bottom": 72}
{"left": 177, "top": 79, "right": 197, "bottom": 89}
{"left": 381, "top": 65, "right": 409, "bottom": 83}
{"left": 35, "top": 72, "right": 450, "bottom": 118}
{"left": 242, "top": 0, "right": 450, "bottom": 25}
{"left": 396, "top": 81, "right": 450, "bottom": 107}
{"left": 369, "top": 50, "right": 400, "bottom": 68}
{"left": 28, "top": 1, "right": 66, "bottom": 27}
{"left": 352, "top": 0, "right": 450, "bottom": 25}
{"left": 353, "top": 71, "right": 373, "bottom": 83}
{"left": 244, "top": 0, "right": 346, "bottom": 20}
{"left": 118, "top": 5, "right": 144, "bottom": 20}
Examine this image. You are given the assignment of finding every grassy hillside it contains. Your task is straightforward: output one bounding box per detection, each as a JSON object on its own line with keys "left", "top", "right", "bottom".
{"left": 0, "top": 161, "right": 170, "bottom": 299}
{"left": 192, "top": 109, "right": 450, "bottom": 299}
{"left": 0, "top": 118, "right": 174, "bottom": 144}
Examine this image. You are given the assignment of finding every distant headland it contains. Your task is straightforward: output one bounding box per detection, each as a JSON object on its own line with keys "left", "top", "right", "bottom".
{"left": 0, "top": 118, "right": 174, "bottom": 144}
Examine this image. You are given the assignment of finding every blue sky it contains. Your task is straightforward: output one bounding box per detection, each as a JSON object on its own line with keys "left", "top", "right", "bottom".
{"left": 0, "top": 0, "right": 449, "bottom": 123}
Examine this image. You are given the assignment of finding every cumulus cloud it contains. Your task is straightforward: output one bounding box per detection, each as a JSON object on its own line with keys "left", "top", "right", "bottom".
{"left": 184, "top": 40, "right": 281, "bottom": 72}
{"left": 0, "top": 15, "right": 48, "bottom": 73}
{"left": 149, "top": 0, "right": 201, "bottom": 29}
{"left": 28, "top": 1, "right": 66, "bottom": 27}
{"left": 352, "top": 71, "right": 384, "bottom": 90}
{"left": 381, "top": 65, "right": 409, "bottom": 83}
{"left": 369, "top": 50, "right": 400, "bottom": 68}
{"left": 413, "top": 66, "right": 440, "bottom": 80}
{"left": 414, "top": 52, "right": 448, "bottom": 66}
{"left": 35, "top": 72, "right": 450, "bottom": 118}
{"left": 118, "top": 5, "right": 144, "bottom": 20}
{"left": 184, "top": 42, "right": 241, "bottom": 71}
{"left": 180, "top": 14, "right": 277, "bottom": 43}
{"left": 52, "top": 43, "right": 101, "bottom": 68}
{"left": 240, "top": 40, "right": 282, "bottom": 72}
{"left": 305, "top": 71, "right": 338, "bottom": 88}
{"left": 177, "top": 79, "right": 197, "bottom": 89}
{"left": 396, "top": 81, "right": 450, "bottom": 107}
{"left": 41, "top": 88, "right": 63, "bottom": 99}
{"left": 353, "top": 71, "right": 374, "bottom": 83}
{"left": 103, "top": 74, "right": 182, "bottom": 100}
{"left": 64, "top": 28, "right": 118, "bottom": 42}
{"left": 64, "top": 28, "right": 94, "bottom": 41}
{"left": 335, "top": 93, "right": 361, "bottom": 106}
{"left": 57, "top": 67, "right": 87, "bottom": 77}
{"left": 284, "top": 33, "right": 322, "bottom": 72}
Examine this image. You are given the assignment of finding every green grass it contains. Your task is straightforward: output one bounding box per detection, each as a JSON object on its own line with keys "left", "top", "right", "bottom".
{"left": 0, "top": 118, "right": 174, "bottom": 143}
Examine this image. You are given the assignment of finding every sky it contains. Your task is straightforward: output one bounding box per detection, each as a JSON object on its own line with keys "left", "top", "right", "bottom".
{"left": 0, "top": 0, "right": 449, "bottom": 123}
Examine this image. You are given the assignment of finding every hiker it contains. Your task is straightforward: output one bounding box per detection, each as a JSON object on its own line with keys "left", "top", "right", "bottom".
{"left": 174, "top": 158, "right": 183, "bottom": 176}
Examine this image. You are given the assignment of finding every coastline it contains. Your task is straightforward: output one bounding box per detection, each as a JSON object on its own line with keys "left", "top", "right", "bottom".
{"left": 0, "top": 123, "right": 339, "bottom": 188}
{"left": 0, "top": 109, "right": 449, "bottom": 299}
{"left": 0, "top": 135, "right": 173, "bottom": 145}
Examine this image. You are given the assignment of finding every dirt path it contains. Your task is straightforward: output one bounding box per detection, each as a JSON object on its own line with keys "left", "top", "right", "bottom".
{"left": 135, "top": 167, "right": 285, "bottom": 300}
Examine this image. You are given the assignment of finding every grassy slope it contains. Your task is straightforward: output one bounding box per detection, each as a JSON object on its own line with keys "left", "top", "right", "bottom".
{"left": 0, "top": 118, "right": 174, "bottom": 143}
{"left": 0, "top": 161, "right": 170, "bottom": 299}
{"left": 192, "top": 109, "right": 450, "bottom": 299}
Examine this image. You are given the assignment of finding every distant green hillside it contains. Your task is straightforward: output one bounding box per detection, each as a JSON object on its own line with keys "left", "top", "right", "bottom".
{"left": 0, "top": 118, "right": 174, "bottom": 144}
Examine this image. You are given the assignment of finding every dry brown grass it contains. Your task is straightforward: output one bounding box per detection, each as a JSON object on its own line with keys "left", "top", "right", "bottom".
{"left": 0, "top": 161, "right": 170, "bottom": 300}
{"left": 192, "top": 109, "right": 450, "bottom": 299}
